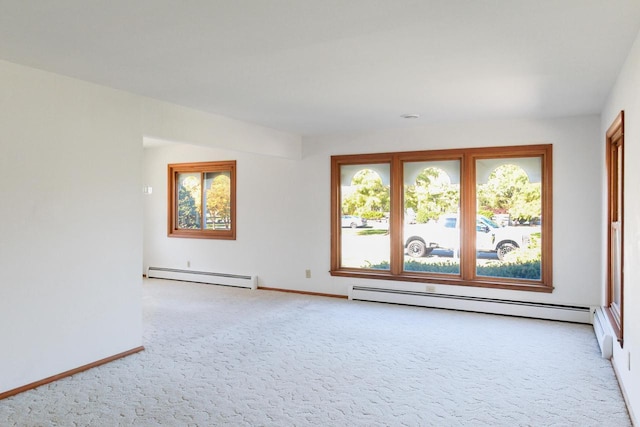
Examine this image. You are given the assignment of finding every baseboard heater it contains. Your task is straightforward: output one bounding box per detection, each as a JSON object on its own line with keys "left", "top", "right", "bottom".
{"left": 147, "top": 267, "right": 257, "bottom": 290}
{"left": 348, "top": 285, "right": 591, "bottom": 324}
{"left": 592, "top": 307, "right": 614, "bottom": 359}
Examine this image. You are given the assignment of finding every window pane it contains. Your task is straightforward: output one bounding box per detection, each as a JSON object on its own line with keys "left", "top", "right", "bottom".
{"left": 403, "top": 160, "right": 460, "bottom": 274}
{"left": 340, "top": 164, "right": 390, "bottom": 269}
{"left": 476, "top": 158, "right": 542, "bottom": 280}
{"left": 205, "top": 171, "right": 231, "bottom": 230}
{"left": 177, "top": 173, "right": 201, "bottom": 229}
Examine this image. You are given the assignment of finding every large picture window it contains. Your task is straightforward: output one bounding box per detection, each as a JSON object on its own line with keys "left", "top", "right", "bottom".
{"left": 168, "top": 161, "right": 236, "bottom": 240}
{"left": 331, "top": 145, "right": 552, "bottom": 292}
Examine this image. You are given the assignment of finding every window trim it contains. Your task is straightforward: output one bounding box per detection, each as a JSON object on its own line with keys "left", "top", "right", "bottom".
{"left": 330, "top": 145, "right": 553, "bottom": 292}
{"left": 167, "top": 160, "right": 236, "bottom": 240}
{"left": 605, "top": 111, "right": 624, "bottom": 345}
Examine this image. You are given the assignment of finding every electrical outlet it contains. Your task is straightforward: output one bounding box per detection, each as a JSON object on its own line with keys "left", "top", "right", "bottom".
{"left": 425, "top": 285, "right": 436, "bottom": 292}
{"left": 305, "top": 269, "right": 311, "bottom": 279}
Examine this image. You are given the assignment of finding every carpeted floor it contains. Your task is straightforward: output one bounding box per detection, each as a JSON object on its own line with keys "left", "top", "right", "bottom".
{"left": 0, "top": 278, "right": 631, "bottom": 426}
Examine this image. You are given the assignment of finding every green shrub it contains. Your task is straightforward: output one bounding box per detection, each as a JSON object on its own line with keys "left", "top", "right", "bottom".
{"left": 404, "top": 260, "right": 461, "bottom": 274}
{"left": 361, "top": 211, "right": 386, "bottom": 220}
{"left": 364, "top": 259, "right": 541, "bottom": 280}
{"left": 476, "top": 260, "right": 541, "bottom": 280}
{"left": 503, "top": 232, "right": 541, "bottom": 263}
{"left": 416, "top": 210, "right": 436, "bottom": 224}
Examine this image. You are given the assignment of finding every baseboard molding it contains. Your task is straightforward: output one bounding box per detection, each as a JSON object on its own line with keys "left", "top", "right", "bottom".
{"left": 258, "top": 286, "right": 347, "bottom": 299}
{"left": 348, "top": 285, "right": 591, "bottom": 323}
{"left": 147, "top": 267, "right": 257, "bottom": 290}
{"left": 0, "top": 346, "right": 145, "bottom": 401}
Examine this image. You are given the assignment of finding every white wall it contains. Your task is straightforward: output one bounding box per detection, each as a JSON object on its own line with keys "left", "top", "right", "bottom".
{"left": 141, "top": 98, "right": 301, "bottom": 160}
{"left": 0, "top": 60, "right": 143, "bottom": 393}
{"left": 601, "top": 28, "right": 640, "bottom": 422}
{"left": 144, "top": 115, "right": 603, "bottom": 308}
{"left": 143, "top": 143, "right": 304, "bottom": 285}
{"left": 0, "top": 58, "right": 303, "bottom": 395}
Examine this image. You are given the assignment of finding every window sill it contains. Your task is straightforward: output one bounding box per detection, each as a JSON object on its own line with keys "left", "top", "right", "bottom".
{"left": 168, "top": 229, "right": 236, "bottom": 240}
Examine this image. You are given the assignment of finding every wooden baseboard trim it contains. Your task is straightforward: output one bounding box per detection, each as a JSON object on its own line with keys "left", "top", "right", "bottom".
{"left": 258, "top": 286, "right": 347, "bottom": 299}
{"left": 0, "top": 346, "right": 145, "bottom": 401}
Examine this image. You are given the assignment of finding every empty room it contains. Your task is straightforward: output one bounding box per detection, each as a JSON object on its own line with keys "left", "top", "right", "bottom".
{"left": 1, "top": 1, "right": 639, "bottom": 425}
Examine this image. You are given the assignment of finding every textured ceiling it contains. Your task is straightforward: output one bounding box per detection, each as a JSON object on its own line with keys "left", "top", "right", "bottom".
{"left": 1, "top": 0, "right": 639, "bottom": 136}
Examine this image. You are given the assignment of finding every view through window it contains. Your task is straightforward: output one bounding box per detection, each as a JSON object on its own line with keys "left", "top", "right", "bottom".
{"left": 168, "top": 160, "right": 236, "bottom": 240}
{"left": 331, "top": 146, "right": 551, "bottom": 291}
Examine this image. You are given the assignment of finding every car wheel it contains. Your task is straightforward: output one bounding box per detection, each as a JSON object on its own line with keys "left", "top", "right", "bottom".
{"left": 497, "top": 242, "right": 518, "bottom": 261}
{"left": 407, "top": 239, "right": 427, "bottom": 258}
{"left": 350, "top": 222, "right": 357, "bottom": 228}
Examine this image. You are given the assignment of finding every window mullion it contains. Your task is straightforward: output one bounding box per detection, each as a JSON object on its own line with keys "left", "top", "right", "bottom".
{"left": 200, "top": 172, "right": 205, "bottom": 231}
{"left": 460, "top": 154, "right": 476, "bottom": 281}
{"left": 390, "top": 156, "right": 403, "bottom": 275}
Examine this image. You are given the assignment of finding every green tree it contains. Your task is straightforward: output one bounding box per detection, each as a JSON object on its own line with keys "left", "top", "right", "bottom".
{"left": 178, "top": 185, "right": 200, "bottom": 229}
{"left": 477, "top": 164, "right": 541, "bottom": 223}
{"left": 341, "top": 169, "right": 389, "bottom": 216}
{"left": 406, "top": 168, "right": 459, "bottom": 223}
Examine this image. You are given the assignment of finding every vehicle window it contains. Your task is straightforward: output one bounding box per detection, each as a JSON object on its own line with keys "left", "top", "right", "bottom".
{"left": 480, "top": 217, "right": 500, "bottom": 229}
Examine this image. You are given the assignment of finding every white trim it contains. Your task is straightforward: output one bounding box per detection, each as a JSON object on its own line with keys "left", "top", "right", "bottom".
{"left": 348, "top": 285, "right": 591, "bottom": 323}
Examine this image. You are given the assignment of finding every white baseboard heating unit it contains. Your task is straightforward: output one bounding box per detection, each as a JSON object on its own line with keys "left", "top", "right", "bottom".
{"left": 592, "top": 307, "right": 614, "bottom": 359}
{"left": 147, "top": 267, "right": 257, "bottom": 290}
{"left": 348, "top": 285, "right": 591, "bottom": 324}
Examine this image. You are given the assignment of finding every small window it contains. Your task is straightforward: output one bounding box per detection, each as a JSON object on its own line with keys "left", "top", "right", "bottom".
{"left": 168, "top": 161, "right": 236, "bottom": 240}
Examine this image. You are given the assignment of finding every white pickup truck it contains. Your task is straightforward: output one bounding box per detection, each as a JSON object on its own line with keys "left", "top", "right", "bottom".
{"left": 404, "top": 214, "right": 533, "bottom": 260}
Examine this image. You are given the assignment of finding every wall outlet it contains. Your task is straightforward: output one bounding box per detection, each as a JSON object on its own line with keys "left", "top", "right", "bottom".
{"left": 305, "top": 269, "right": 311, "bottom": 279}
{"left": 425, "top": 285, "right": 436, "bottom": 293}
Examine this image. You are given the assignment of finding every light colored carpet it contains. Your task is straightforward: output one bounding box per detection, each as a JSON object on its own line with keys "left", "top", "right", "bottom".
{"left": 0, "top": 278, "right": 630, "bottom": 426}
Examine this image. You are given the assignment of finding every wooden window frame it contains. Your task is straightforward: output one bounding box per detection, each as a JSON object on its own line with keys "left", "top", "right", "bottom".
{"left": 331, "top": 145, "right": 553, "bottom": 292}
{"left": 168, "top": 160, "right": 236, "bottom": 240}
{"left": 605, "top": 111, "right": 624, "bottom": 344}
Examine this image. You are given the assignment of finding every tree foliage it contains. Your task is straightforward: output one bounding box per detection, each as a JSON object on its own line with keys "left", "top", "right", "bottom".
{"left": 477, "top": 164, "right": 541, "bottom": 223}
{"left": 341, "top": 164, "right": 540, "bottom": 225}
{"left": 178, "top": 185, "right": 200, "bottom": 229}
{"left": 405, "top": 168, "right": 459, "bottom": 223}
{"left": 206, "top": 174, "right": 231, "bottom": 228}
{"left": 341, "top": 169, "right": 389, "bottom": 217}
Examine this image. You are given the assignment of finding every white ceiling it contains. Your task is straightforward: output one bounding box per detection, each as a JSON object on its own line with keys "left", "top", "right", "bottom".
{"left": 1, "top": 1, "right": 639, "bottom": 137}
